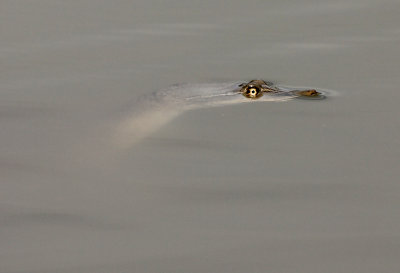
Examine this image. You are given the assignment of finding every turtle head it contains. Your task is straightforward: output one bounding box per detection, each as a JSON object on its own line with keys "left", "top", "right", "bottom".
{"left": 239, "top": 80, "right": 326, "bottom": 100}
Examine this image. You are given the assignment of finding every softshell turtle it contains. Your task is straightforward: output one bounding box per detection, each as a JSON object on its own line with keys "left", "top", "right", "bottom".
{"left": 115, "top": 79, "right": 327, "bottom": 147}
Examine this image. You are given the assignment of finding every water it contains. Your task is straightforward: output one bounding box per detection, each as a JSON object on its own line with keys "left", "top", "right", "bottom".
{"left": 1, "top": 0, "right": 400, "bottom": 272}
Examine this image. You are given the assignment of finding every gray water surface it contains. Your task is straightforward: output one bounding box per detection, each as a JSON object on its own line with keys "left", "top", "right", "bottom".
{"left": 1, "top": 0, "right": 400, "bottom": 272}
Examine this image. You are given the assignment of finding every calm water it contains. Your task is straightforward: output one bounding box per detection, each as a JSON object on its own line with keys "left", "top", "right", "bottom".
{"left": 1, "top": 0, "right": 400, "bottom": 272}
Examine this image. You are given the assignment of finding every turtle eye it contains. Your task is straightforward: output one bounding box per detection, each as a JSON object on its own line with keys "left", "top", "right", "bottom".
{"left": 249, "top": 86, "right": 260, "bottom": 94}
{"left": 241, "top": 84, "right": 263, "bottom": 99}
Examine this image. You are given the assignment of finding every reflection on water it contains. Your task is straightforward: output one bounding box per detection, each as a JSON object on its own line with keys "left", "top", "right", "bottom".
{"left": 1, "top": 0, "right": 400, "bottom": 272}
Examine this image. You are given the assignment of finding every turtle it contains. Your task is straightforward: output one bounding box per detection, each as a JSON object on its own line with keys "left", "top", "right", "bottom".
{"left": 115, "top": 79, "right": 327, "bottom": 147}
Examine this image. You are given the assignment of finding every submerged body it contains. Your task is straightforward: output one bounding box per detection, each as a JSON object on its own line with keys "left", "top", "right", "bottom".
{"left": 115, "top": 80, "right": 327, "bottom": 147}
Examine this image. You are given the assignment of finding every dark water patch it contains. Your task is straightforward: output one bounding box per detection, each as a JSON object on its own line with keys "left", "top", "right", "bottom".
{"left": 0, "top": 105, "right": 55, "bottom": 120}
{"left": 0, "top": 206, "right": 130, "bottom": 230}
